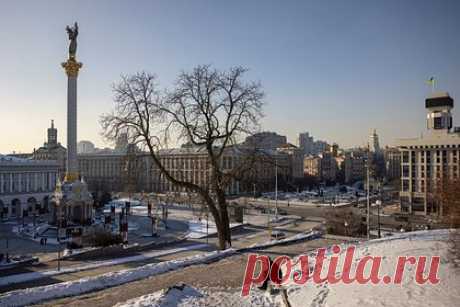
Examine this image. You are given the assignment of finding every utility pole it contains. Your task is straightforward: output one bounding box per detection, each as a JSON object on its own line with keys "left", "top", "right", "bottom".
{"left": 366, "top": 144, "right": 370, "bottom": 240}
{"left": 6, "top": 236, "right": 9, "bottom": 263}
{"left": 57, "top": 218, "right": 61, "bottom": 272}
{"left": 275, "top": 159, "right": 278, "bottom": 222}
{"left": 206, "top": 207, "right": 209, "bottom": 245}
{"left": 377, "top": 182, "right": 382, "bottom": 238}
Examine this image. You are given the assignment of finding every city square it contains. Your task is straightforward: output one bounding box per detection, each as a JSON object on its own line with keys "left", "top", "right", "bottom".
{"left": 0, "top": 1, "right": 459, "bottom": 307}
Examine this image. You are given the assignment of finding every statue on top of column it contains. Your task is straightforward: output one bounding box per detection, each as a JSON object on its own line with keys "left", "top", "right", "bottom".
{"left": 66, "top": 22, "right": 78, "bottom": 59}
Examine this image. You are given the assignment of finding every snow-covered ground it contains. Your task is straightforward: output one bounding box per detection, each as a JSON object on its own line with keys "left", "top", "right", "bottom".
{"left": 0, "top": 243, "right": 208, "bottom": 287}
{"left": 115, "top": 284, "right": 278, "bottom": 307}
{"left": 244, "top": 231, "right": 321, "bottom": 250}
{"left": 2, "top": 229, "right": 455, "bottom": 307}
{"left": 285, "top": 229, "right": 460, "bottom": 307}
{"left": 257, "top": 185, "right": 383, "bottom": 208}
{"left": 0, "top": 230, "right": 318, "bottom": 306}
{"left": 0, "top": 248, "right": 237, "bottom": 307}
{"left": 113, "top": 229, "right": 459, "bottom": 307}
{"left": 185, "top": 220, "right": 242, "bottom": 239}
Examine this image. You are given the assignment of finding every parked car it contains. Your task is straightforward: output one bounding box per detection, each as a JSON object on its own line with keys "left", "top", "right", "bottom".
{"left": 270, "top": 230, "right": 286, "bottom": 240}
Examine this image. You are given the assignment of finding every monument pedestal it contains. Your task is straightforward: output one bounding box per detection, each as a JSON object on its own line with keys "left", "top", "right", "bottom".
{"left": 53, "top": 178, "right": 93, "bottom": 225}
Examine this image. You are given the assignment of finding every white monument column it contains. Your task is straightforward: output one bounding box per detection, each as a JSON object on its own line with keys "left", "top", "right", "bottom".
{"left": 62, "top": 57, "right": 82, "bottom": 182}
{"left": 53, "top": 22, "right": 93, "bottom": 227}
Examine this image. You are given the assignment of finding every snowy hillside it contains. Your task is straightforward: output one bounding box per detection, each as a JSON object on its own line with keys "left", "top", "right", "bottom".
{"left": 286, "top": 229, "right": 460, "bottom": 307}
{"left": 115, "top": 229, "right": 459, "bottom": 307}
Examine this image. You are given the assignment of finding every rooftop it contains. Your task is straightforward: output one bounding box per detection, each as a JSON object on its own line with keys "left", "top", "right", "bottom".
{"left": 425, "top": 92, "right": 454, "bottom": 109}
{"left": 0, "top": 154, "right": 59, "bottom": 166}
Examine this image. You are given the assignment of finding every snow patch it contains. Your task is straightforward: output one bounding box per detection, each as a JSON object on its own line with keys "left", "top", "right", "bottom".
{"left": 0, "top": 248, "right": 236, "bottom": 307}
{"left": 115, "top": 284, "right": 280, "bottom": 307}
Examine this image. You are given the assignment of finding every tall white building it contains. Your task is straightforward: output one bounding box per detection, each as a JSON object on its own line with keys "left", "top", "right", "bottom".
{"left": 0, "top": 155, "right": 59, "bottom": 218}
{"left": 77, "top": 140, "right": 96, "bottom": 154}
{"left": 397, "top": 92, "right": 460, "bottom": 216}
{"left": 369, "top": 129, "right": 381, "bottom": 153}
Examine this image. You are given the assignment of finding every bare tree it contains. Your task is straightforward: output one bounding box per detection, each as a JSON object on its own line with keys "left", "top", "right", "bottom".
{"left": 101, "top": 65, "right": 264, "bottom": 249}
{"left": 435, "top": 177, "right": 460, "bottom": 228}
{"left": 434, "top": 177, "right": 460, "bottom": 260}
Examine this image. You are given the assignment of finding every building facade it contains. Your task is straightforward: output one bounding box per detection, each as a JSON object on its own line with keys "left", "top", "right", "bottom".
{"left": 77, "top": 140, "right": 96, "bottom": 154}
{"left": 384, "top": 147, "right": 401, "bottom": 181}
{"left": 244, "top": 132, "right": 287, "bottom": 150}
{"left": 299, "top": 132, "right": 314, "bottom": 156}
{"left": 304, "top": 152, "right": 337, "bottom": 182}
{"left": 343, "top": 150, "right": 366, "bottom": 184}
{"left": 277, "top": 143, "right": 304, "bottom": 179}
{"left": 369, "top": 129, "right": 381, "bottom": 153}
{"left": 0, "top": 155, "right": 59, "bottom": 219}
{"left": 397, "top": 92, "right": 460, "bottom": 216}
{"left": 33, "top": 120, "right": 67, "bottom": 177}
{"left": 298, "top": 132, "right": 330, "bottom": 156}
{"left": 76, "top": 144, "right": 293, "bottom": 196}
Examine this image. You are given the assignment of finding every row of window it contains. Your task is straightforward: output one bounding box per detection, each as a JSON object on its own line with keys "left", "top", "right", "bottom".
{"left": 0, "top": 172, "right": 56, "bottom": 194}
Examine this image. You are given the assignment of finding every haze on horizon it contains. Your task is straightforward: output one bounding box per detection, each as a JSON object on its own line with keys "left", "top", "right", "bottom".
{"left": 0, "top": 0, "right": 459, "bottom": 154}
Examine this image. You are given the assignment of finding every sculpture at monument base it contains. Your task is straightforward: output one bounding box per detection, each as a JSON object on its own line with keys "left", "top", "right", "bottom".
{"left": 52, "top": 177, "right": 93, "bottom": 226}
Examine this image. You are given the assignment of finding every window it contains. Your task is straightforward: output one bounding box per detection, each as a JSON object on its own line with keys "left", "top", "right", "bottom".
{"left": 402, "top": 165, "right": 409, "bottom": 177}
{"left": 402, "top": 152, "right": 409, "bottom": 163}
{"left": 402, "top": 179, "right": 409, "bottom": 192}
{"left": 434, "top": 117, "right": 443, "bottom": 129}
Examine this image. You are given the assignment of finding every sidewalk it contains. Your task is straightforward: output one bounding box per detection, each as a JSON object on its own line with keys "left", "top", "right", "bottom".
{"left": 0, "top": 243, "right": 208, "bottom": 287}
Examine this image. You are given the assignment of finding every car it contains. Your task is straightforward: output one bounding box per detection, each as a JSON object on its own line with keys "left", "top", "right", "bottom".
{"left": 270, "top": 230, "right": 286, "bottom": 240}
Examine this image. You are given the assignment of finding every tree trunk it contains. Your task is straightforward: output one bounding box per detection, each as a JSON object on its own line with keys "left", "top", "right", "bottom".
{"left": 216, "top": 188, "right": 232, "bottom": 248}
{"left": 215, "top": 218, "right": 228, "bottom": 250}
{"left": 201, "top": 192, "right": 230, "bottom": 250}
{"left": 219, "top": 202, "right": 232, "bottom": 247}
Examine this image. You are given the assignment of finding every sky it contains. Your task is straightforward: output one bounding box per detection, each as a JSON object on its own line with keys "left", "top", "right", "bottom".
{"left": 0, "top": 0, "right": 459, "bottom": 153}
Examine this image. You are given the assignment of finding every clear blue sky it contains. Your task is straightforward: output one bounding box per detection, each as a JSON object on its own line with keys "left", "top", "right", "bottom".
{"left": 1, "top": 0, "right": 459, "bottom": 153}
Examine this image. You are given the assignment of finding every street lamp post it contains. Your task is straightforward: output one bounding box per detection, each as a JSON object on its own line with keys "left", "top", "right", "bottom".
{"left": 206, "top": 207, "right": 209, "bottom": 245}
{"left": 377, "top": 200, "right": 381, "bottom": 238}
{"left": 5, "top": 236, "right": 9, "bottom": 263}
{"left": 275, "top": 160, "right": 278, "bottom": 222}
{"left": 366, "top": 145, "right": 370, "bottom": 240}
{"left": 57, "top": 218, "right": 61, "bottom": 272}
{"left": 377, "top": 182, "right": 382, "bottom": 238}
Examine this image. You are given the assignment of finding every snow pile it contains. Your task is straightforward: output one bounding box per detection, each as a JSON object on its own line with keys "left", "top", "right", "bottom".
{"left": 0, "top": 248, "right": 236, "bottom": 307}
{"left": 186, "top": 220, "right": 241, "bottom": 239}
{"left": 243, "top": 230, "right": 321, "bottom": 251}
{"left": 115, "top": 284, "right": 279, "bottom": 307}
{"left": 285, "top": 229, "right": 460, "bottom": 307}
{"left": 114, "top": 284, "right": 204, "bottom": 307}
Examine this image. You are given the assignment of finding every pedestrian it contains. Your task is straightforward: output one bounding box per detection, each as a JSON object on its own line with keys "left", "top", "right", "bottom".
{"left": 258, "top": 257, "right": 271, "bottom": 291}
{"left": 258, "top": 256, "right": 284, "bottom": 292}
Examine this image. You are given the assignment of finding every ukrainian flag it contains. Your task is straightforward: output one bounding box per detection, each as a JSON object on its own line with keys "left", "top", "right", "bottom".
{"left": 425, "top": 77, "right": 436, "bottom": 86}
